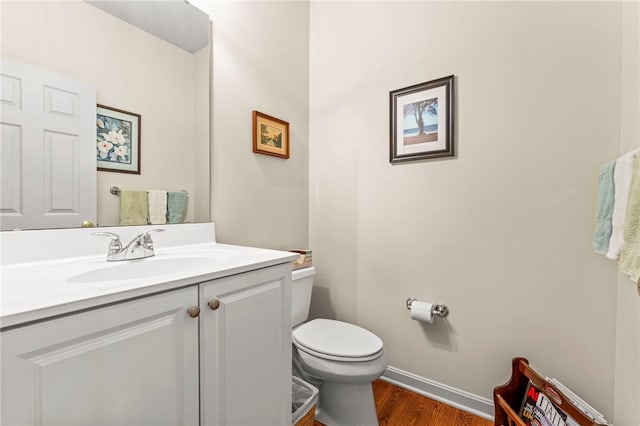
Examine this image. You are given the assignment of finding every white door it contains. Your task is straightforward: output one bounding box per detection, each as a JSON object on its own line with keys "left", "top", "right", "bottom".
{"left": 1, "top": 287, "right": 200, "bottom": 426}
{"left": 200, "top": 264, "right": 292, "bottom": 426}
{"left": 0, "top": 57, "right": 97, "bottom": 230}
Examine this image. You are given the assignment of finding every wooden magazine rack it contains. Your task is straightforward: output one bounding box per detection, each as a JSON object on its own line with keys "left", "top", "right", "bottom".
{"left": 493, "top": 357, "right": 607, "bottom": 426}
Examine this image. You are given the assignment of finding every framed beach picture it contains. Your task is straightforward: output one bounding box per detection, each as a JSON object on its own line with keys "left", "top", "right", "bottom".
{"left": 96, "top": 104, "right": 141, "bottom": 174}
{"left": 253, "top": 110, "right": 290, "bottom": 159}
{"left": 389, "top": 75, "right": 454, "bottom": 163}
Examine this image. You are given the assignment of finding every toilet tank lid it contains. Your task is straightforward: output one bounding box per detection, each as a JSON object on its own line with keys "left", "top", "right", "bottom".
{"left": 292, "top": 266, "right": 316, "bottom": 280}
{"left": 292, "top": 318, "right": 383, "bottom": 358}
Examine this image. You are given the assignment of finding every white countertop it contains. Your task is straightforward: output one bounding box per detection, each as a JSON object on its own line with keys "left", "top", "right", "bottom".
{"left": 1, "top": 224, "right": 298, "bottom": 329}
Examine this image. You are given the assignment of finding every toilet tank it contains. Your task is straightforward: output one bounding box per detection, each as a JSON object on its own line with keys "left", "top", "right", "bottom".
{"left": 291, "top": 266, "right": 315, "bottom": 327}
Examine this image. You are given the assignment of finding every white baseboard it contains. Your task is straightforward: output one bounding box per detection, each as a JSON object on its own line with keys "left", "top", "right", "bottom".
{"left": 381, "top": 366, "right": 495, "bottom": 421}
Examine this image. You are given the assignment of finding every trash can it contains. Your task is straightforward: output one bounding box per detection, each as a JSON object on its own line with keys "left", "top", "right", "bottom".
{"left": 292, "top": 376, "right": 318, "bottom": 426}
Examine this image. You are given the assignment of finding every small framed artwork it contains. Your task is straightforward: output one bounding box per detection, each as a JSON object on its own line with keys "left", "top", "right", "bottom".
{"left": 96, "top": 104, "right": 141, "bottom": 174}
{"left": 390, "top": 75, "right": 454, "bottom": 163}
{"left": 253, "top": 110, "right": 290, "bottom": 159}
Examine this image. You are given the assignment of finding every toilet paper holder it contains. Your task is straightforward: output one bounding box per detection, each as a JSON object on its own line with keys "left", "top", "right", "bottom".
{"left": 406, "top": 297, "right": 449, "bottom": 318}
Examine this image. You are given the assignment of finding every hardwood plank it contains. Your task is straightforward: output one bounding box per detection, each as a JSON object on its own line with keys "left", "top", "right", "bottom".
{"left": 375, "top": 384, "right": 406, "bottom": 425}
{"left": 372, "top": 379, "right": 398, "bottom": 416}
{"left": 313, "top": 380, "right": 490, "bottom": 426}
{"left": 431, "top": 402, "right": 459, "bottom": 426}
{"left": 455, "top": 409, "right": 475, "bottom": 426}
{"left": 472, "top": 415, "right": 494, "bottom": 426}
{"left": 394, "top": 389, "right": 439, "bottom": 426}
{"left": 377, "top": 381, "right": 440, "bottom": 426}
{"left": 381, "top": 389, "right": 422, "bottom": 426}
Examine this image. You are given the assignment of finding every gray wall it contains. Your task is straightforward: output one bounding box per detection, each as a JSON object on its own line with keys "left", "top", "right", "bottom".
{"left": 194, "top": 0, "right": 639, "bottom": 421}
{"left": 614, "top": 2, "right": 640, "bottom": 425}
{"left": 195, "top": 1, "right": 310, "bottom": 250}
{"left": 308, "top": 1, "right": 627, "bottom": 419}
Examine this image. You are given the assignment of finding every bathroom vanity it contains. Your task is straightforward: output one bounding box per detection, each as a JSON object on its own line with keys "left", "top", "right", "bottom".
{"left": 0, "top": 223, "right": 297, "bottom": 426}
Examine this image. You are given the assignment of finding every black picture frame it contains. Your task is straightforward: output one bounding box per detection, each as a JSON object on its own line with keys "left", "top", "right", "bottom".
{"left": 390, "top": 75, "right": 454, "bottom": 163}
{"left": 96, "top": 104, "right": 141, "bottom": 174}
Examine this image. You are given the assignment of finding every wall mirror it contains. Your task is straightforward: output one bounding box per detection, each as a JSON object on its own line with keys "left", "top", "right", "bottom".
{"left": 0, "top": 0, "right": 211, "bottom": 231}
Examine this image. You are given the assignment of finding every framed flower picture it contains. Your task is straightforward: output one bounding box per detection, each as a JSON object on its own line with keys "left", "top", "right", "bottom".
{"left": 96, "top": 104, "right": 141, "bottom": 174}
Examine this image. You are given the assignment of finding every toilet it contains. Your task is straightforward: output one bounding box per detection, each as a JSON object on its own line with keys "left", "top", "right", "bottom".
{"left": 291, "top": 267, "right": 388, "bottom": 426}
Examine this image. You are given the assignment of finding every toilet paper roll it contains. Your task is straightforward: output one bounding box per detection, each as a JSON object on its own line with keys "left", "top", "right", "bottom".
{"left": 410, "top": 301, "right": 434, "bottom": 324}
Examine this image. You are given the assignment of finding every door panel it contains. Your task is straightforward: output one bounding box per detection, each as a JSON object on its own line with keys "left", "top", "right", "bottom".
{"left": 0, "top": 58, "right": 96, "bottom": 230}
{"left": 0, "top": 123, "right": 22, "bottom": 215}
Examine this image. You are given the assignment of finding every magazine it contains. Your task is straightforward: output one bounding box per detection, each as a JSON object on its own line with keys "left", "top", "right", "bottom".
{"left": 289, "top": 249, "right": 312, "bottom": 270}
{"left": 546, "top": 377, "right": 610, "bottom": 425}
{"left": 519, "top": 381, "right": 579, "bottom": 426}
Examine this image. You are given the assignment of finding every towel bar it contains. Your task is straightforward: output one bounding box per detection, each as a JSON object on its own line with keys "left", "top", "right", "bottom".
{"left": 110, "top": 186, "right": 187, "bottom": 196}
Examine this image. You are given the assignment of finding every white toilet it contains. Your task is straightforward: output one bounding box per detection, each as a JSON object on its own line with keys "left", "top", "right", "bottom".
{"left": 291, "top": 267, "right": 388, "bottom": 426}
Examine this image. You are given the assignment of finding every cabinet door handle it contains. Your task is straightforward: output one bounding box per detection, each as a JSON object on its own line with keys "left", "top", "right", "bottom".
{"left": 187, "top": 306, "right": 200, "bottom": 318}
{"left": 208, "top": 299, "right": 220, "bottom": 310}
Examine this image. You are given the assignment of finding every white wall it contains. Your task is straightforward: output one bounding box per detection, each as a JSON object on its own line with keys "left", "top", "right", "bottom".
{"left": 614, "top": 2, "right": 640, "bottom": 425}
{"left": 309, "top": 1, "right": 625, "bottom": 418}
{"left": 193, "top": 1, "right": 310, "bottom": 250}
{"left": 194, "top": 44, "right": 212, "bottom": 224}
{"left": 1, "top": 0, "right": 209, "bottom": 227}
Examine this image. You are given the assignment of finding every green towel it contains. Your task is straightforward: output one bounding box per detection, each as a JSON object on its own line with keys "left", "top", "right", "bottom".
{"left": 119, "top": 189, "right": 148, "bottom": 226}
{"left": 592, "top": 161, "right": 616, "bottom": 254}
{"left": 167, "top": 191, "right": 188, "bottom": 224}
{"left": 619, "top": 155, "right": 640, "bottom": 284}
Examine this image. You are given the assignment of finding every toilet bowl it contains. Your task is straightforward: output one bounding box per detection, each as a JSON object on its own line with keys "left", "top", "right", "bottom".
{"left": 291, "top": 267, "right": 388, "bottom": 426}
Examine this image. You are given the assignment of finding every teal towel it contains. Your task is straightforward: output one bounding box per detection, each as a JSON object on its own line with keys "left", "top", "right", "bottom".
{"left": 593, "top": 161, "right": 616, "bottom": 254}
{"left": 167, "top": 191, "right": 188, "bottom": 224}
{"left": 119, "top": 189, "right": 148, "bottom": 226}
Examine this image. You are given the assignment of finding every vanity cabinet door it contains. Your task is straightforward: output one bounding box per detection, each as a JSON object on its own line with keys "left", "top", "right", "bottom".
{"left": 1, "top": 286, "right": 199, "bottom": 426}
{"left": 200, "top": 264, "right": 292, "bottom": 426}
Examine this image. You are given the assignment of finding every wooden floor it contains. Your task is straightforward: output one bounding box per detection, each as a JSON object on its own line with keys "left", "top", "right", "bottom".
{"left": 314, "top": 380, "right": 492, "bottom": 426}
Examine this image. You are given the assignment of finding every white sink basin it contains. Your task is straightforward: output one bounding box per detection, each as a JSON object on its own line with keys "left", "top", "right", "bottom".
{"left": 24, "top": 251, "right": 233, "bottom": 287}
{"left": 67, "top": 256, "right": 226, "bottom": 284}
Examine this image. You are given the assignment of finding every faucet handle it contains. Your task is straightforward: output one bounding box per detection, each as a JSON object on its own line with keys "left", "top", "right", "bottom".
{"left": 141, "top": 228, "right": 165, "bottom": 249}
{"left": 144, "top": 228, "right": 166, "bottom": 235}
{"left": 92, "top": 232, "right": 123, "bottom": 254}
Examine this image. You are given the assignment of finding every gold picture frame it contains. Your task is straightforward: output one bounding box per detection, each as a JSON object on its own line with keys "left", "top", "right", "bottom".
{"left": 253, "top": 110, "right": 290, "bottom": 159}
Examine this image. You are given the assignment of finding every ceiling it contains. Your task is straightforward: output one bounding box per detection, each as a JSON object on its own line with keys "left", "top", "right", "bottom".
{"left": 85, "top": 0, "right": 209, "bottom": 53}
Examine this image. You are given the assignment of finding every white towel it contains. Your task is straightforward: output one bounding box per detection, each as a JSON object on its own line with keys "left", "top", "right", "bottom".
{"left": 147, "top": 190, "right": 167, "bottom": 225}
{"left": 606, "top": 150, "right": 639, "bottom": 259}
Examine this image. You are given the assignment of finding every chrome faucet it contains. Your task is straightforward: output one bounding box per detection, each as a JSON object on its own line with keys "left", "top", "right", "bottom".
{"left": 93, "top": 229, "right": 165, "bottom": 261}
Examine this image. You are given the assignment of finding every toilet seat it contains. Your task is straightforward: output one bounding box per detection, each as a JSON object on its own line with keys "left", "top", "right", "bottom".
{"left": 292, "top": 319, "right": 383, "bottom": 362}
